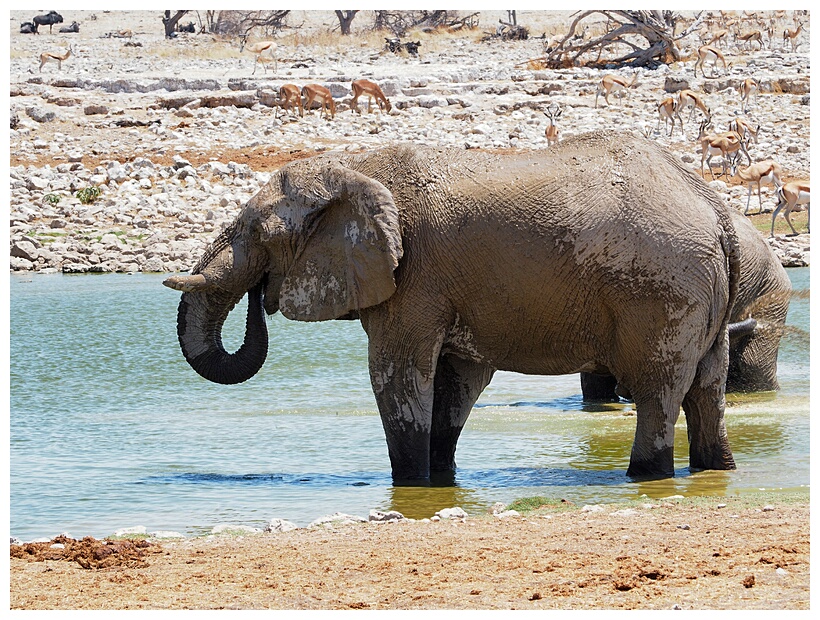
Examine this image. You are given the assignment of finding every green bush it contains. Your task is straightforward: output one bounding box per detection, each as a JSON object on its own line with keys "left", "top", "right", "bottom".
{"left": 43, "top": 193, "right": 62, "bottom": 205}
{"left": 76, "top": 186, "right": 102, "bottom": 205}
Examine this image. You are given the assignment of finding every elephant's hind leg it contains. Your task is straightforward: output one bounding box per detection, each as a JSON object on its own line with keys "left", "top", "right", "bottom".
{"left": 626, "top": 391, "right": 681, "bottom": 479}
{"left": 683, "top": 337, "right": 736, "bottom": 471}
{"left": 430, "top": 354, "right": 495, "bottom": 474}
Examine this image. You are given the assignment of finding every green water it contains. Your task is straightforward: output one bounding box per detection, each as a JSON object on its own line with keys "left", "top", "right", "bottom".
{"left": 8, "top": 268, "right": 809, "bottom": 540}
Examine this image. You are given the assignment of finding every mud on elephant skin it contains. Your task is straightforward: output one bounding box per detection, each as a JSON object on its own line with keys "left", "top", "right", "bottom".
{"left": 581, "top": 209, "right": 792, "bottom": 401}
{"left": 165, "top": 131, "right": 740, "bottom": 482}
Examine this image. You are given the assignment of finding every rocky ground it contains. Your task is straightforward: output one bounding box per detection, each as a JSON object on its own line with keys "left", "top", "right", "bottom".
{"left": 9, "top": 10, "right": 810, "bottom": 274}
{"left": 10, "top": 494, "right": 810, "bottom": 610}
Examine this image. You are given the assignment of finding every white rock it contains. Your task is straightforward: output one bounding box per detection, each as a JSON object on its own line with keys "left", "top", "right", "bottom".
{"left": 265, "top": 518, "right": 300, "bottom": 533}
{"left": 369, "top": 509, "right": 405, "bottom": 522}
{"left": 113, "top": 526, "right": 147, "bottom": 537}
{"left": 435, "top": 507, "right": 468, "bottom": 520}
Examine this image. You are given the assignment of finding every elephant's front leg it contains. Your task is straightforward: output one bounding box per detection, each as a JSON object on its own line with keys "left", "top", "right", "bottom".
{"left": 430, "top": 354, "right": 495, "bottom": 474}
{"left": 367, "top": 336, "right": 443, "bottom": 483}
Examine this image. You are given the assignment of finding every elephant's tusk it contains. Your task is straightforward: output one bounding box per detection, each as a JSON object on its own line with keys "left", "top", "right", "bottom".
{"left": 728, "top": 317, "right": 758, "bottom": 339}
{"left": 163, "top": 274, "right": 211, "bottom": 292}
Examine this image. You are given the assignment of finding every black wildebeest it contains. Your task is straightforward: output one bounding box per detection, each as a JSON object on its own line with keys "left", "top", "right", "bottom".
{"left": 33, "top": 11, "right": 64, "bottom": 34}
{"left": 59, "top": 21, "right": 80, "bottom": 34}
{"left": 20, "top": 21, "right": 36, "bottom": 34}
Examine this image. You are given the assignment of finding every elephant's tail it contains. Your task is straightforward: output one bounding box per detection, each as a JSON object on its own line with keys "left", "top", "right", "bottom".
{"left": 710, "top": 203, "right": 742, "bottom": 366}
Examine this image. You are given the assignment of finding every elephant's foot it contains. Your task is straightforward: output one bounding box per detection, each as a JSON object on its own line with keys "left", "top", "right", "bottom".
{"left": 689, "top": 440, "right": 736, "bottom": 472}
{"left": 626, "top": 446, "right": 675, "bottom": 480}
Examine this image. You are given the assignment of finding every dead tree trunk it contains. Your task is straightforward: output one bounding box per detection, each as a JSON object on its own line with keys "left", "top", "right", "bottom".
{"left": 162, "top": 10, "right": 188, "bottom": 38}
{"left": 543, "top": 10, "right": 704, "bottom": 69}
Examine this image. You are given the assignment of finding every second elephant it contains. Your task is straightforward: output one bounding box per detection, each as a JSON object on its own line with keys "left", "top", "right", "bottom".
{"left": 581, "top": 210, "right": 791, "bottom": 400}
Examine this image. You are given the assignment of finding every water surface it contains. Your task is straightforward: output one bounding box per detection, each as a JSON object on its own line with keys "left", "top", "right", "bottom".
{"left": 9, "top": 269, "right": 809, "bottom": 540}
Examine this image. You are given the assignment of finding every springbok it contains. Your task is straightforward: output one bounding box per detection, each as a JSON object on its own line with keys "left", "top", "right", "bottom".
{"left": 728, "top": 117, "right": 760, "bottom": 145}
{"left": 677, "top": 89, "right": 711, "bottom": 124}
{"left": 656, "top": 96, "right": 682, "bottom": 136}
{"left": 302, "top": 84, "right": 336, "bottom": 120}
{"left": 727, "top": 154, "right": 784, "bottom": 215}
{"left": 543, "top": 104, "right": 561, "bottom": 146}
{"left": 698, "top": 119, "right": 750, "bottom": 180}
{"left": 39, "top": 45, "right": 73, "bottom": 72}
{"left": 736, "top": 30, "right": 764, "bottom": 51}
{"left": 594, "top": 73, "right": 638, "bottom": 109}
{"left": 739, "top": 78, "right": 759, "bottom": 114}
{"left": 277, "top": 84, "right": 303, "bottom": 117}
{"left": 239, "top": 35, "right": 277, "bottom": 74}
{"left": 694, "top": 45, "right": 729, "bottom": 78}
{"left": 350, "top": 79, "right": 392, "bottom": 114}
{"left": 771, "top": 181, "right": 810, "bottom": 237}
{"left": 783, "top": 21, "right": 805, "bottom": 52}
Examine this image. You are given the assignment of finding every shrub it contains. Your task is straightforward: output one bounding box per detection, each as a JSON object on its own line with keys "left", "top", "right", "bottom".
{"left": 76, "top": 186, "right": 102, "bottom": 204}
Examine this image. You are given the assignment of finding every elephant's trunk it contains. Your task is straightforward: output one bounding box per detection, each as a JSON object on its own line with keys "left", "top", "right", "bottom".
{"left": 176, "top": 281, "right": 268, "bottom": 385}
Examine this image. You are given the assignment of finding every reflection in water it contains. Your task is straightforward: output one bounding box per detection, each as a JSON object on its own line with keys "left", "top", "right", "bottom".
{"left": 387, "top": 485, "right": 484, "bottom": 520}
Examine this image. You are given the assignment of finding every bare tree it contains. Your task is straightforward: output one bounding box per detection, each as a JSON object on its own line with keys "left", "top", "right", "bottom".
{"left": 162, "top": 10, "right": 188, "bottom": 38}
{"left": 334, "top": 10, "right": 358, "bottom": 35}
{"left": 372, "top": 10, "right": 458, "bottom": 37}
{"left": 210, "top": 10, "right": 291, "bottom": 37}
{"left": 542, "top": 10, "right": 705, "bottom": 69}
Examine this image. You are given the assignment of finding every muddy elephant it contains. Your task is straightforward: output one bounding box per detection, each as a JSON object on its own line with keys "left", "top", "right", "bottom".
{"left": 581, "top": 209, "right": 791, "bottom": 400}
{"left": 164, "top": 132, "right": 740, "bottom": 482}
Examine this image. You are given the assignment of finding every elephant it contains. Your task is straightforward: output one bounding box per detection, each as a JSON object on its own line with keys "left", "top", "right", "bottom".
{"left": 164, "top": 131, "right": 740, "bottom": 482}
{"left": 581, "top": 209, "right": 791, "bottom": 400}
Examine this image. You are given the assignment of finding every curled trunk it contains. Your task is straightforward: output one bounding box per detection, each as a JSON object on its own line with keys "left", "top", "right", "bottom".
{"left": 176, "top": 282, "right": 268, "bottom": 384}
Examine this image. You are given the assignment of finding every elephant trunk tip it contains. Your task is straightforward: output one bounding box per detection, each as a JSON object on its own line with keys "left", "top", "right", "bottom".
{"left": 164, "top": 274, "right": 211, "bottom": 292}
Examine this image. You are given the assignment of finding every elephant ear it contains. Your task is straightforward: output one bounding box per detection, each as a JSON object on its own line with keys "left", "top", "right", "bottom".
{"left": 279, "top": 163, "right": 403, "bottom": 321}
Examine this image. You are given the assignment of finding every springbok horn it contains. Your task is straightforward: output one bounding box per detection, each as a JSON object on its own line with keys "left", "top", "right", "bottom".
{"left": 163, "top": 274, "right": 211, "bottom": 292}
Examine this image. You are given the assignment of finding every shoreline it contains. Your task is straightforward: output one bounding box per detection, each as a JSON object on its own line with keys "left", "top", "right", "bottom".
{"left": 11, "top": 491, "right": 811, "bottom": 610}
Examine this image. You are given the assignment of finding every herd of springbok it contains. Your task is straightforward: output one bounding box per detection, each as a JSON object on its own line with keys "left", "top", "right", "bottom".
{"left": 588, "top": 10, "right": 809, "bottom": 237}
{"left": 31, "top": 10, "right": 809, "bottom": 236}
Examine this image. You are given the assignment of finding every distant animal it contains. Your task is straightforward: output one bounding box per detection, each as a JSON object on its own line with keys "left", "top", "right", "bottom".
{"left": 179, "top": 22, "right": 195, "bottom": 33}
{"left": 384, "top": 38, "right": 402, "bottom": 53}
{"left": 32, "top": 11, "right": 64, "bottom": 34}
{"left": 238, "top": 35, "right": 277, "bottom": 75}
{"left": 350, "top": 79, "right": 392, "bottom": 114}
{"left": 59, "top": 21, "right": 80, "bottom": 34}
{"left": 543, "top": 103, "right": 561, "bottom": 146}
{"left": 727, "top": 154, "right": 784, "bottom": 215}
{"left": 20, "top": 21, "right": 36, "bottom": 34}
{"left": 302, "top": 83, "right": 336, "bottom": 120}
{"left": 694, "top": 44, "right": 729, "bottom": 78}
{"left": 384, "top": 38, "right": 421, "bottom": 57}
{"left": 594, "top": 73, "right": 638, "bottom": 109}
{"left": 277, "top": 83, "right": 304, "bottom": 117}
{"left": 771, "top": 181, "right": 810, "bottom": 237}
{"left": 39, "top": 46, "right": 73, "bottom": 72}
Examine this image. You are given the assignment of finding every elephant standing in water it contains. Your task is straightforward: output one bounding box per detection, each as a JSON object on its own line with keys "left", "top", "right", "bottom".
{"left": 165, "top": 132, "right": 740, "bottom": 482}
{"left": 581, "top": 209, "right": 791, "bottom": 400}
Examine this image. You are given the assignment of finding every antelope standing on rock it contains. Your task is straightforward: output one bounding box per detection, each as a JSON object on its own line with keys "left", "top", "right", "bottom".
{"left": 39, "top": 45, "right": 73, "bottom": 72}
{"left": 277, "top": 84, "right": 303, "bottom": 118}
{"left": 594, "top": 73, "right": 638, "bottom": 109}
{"left": 302, "top": 84, "right": 336, "bottom": 120}
{"left": 727, "top": 154, "right": 783, "bottom": 215}
{"left": 543, "top": 104, "right": 561, "bottom": 146}
{"left": 239, "top": 35, "right": 277, "bottom": 74}
{"left": 350, "top": 79, "right": 392, "bottom": 115}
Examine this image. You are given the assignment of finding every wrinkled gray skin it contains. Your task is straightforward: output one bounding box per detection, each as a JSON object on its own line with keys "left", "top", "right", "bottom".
{"left": 581, "top": 210, "right": 791, "bottom": 400}
{"left": 165, "top": 132, "right": 740, "bottom": 482}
